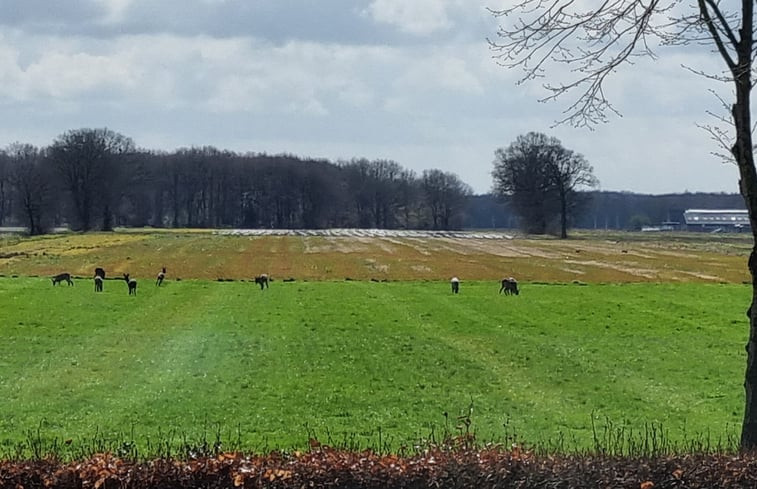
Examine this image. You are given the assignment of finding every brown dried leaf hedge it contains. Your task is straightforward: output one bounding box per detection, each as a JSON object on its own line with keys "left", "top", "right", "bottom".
{"left": 4, "top": 448, "right": 757, "bottom": 489}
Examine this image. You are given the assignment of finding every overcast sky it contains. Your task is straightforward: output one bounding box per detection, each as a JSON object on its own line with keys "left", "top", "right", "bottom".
{"left": 0, "top": 0, "right": 743, "bottom": 195}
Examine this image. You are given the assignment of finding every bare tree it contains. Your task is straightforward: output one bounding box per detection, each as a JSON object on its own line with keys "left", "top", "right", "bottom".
{"left": 493, "top": 132, "right": 597, "bottom": 236}
{"left": 493, "top": 133, "right": 557, "bottom": 234}
{"left": 396, "top": 168, "right": 422, "bottom": 229}
{"left": 342, "top": 159, "right": 378, "bottom": 227}
{"left": 489, "top": 1, "right": 757, "bottom": 448}
{"left": 6, "top": 143, "right": 54, "bottom": 235}
{"left": 422, "top": 169, "right": 472, "bottom": 230}
{"left": 0, "top": 151, "right": 9, "bottom": 226}
{"left": 547, "top": 140, "right": 598, "bottom": 238}
{"left": 49, "top": 128, "right": 134, "bottom": 231}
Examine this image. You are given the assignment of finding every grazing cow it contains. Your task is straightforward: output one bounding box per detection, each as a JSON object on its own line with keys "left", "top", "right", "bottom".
{"left": 499, "top": 277, "right": 519, "bottom": 296}
{"left": 94, "top": 267, "right": 106, "bottom": 279}
{"left": 450, "top": 276, "right": 460, "bottom": 294}
{"left": 52, "top": 273, "right": 73, "bottom": 286}
{"left": 94, "top": 275, "right": 104, "bottom": 292}
{"left": 123, "top": 273, "right": 137, "bottom": 295}
{"left": 255, "top": 274, "right": 269, "bottom": 290}
{"left": 156, "top": 267, "right": 166, "bottom": 286}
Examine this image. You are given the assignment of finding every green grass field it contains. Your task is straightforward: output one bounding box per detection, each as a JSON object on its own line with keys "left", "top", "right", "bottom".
{"left": 0, "top": 276, "right": 749, "bottom": 455}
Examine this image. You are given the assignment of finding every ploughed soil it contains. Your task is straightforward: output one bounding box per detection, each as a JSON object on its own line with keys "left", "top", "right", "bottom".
{"left": 0, "top": 229, "right": 750, "bottom": 283}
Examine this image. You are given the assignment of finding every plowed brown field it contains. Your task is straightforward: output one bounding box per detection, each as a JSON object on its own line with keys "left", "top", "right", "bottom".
{"left": 0, "top": 229, "right": 751, "bottom": 283}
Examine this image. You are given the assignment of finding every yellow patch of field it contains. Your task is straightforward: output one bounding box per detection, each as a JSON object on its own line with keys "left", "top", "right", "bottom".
{"left": 0, "top": 233, "right": 151, "bottom": 277}
{"left": 302, "top": 237, "right": 387, "bottom": 254}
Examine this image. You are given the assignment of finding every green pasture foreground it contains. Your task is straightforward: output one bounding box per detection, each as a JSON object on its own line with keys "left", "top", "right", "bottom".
{"left": 0, "top": 277, "right": 749, "bottom": 454}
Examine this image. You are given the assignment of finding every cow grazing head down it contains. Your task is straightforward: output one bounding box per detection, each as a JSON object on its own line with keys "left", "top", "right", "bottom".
{"left": 52, "top": 273, "right": 73, "bottom": 286}
{"left": 255, "top": 274, "right": 269, "bottom": 290}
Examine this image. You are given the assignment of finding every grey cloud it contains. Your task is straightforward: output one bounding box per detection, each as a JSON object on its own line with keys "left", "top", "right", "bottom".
{"left": 1, "top": 0, "right": 394, "bottom": 43}
{"left": 0, "top": 1, "right": 737, "bottom": 195}
{"left": 2, "top": 0, "right": 491, "bottom": 45}
{"left": 2, "top": 0, "right": 105, "bottom": 31}
{"left": 113, "top": 1, "right": 383, "bottom": 42}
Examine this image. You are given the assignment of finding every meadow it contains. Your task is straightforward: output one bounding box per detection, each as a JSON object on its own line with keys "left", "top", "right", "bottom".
{"left": 0, "top": 270, "right": 749, "bottom": 456}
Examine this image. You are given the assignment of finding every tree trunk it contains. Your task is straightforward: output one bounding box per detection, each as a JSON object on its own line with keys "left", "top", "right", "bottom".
{"left": 733, "top": 1, "right": 757, "bottom": 447}
{"left": 744, "top": 249, "right": 757, "bottom": 449}
{"left": 25, "top": 202, "right": 35, "bottom": 235}
{"left": 0, "top": 179, "right": 5, "bottom": 226}
{"left": 560, "top": 187, "right": 568, "bottom": 239}
{"left": 102, "top": 203, "right": 112, "bottom": 231}
{"left": 79, "top": 191, "right": 91, "bottom": 232}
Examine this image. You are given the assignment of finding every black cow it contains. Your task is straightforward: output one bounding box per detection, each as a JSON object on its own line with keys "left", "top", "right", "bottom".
{"left": 52, "top": 273, "right": 73, "bottom": 286}
{"left": 254, "top": 274, "right": 269, "bottom": 290}
{"left": 123, "top": 273, "right": 137, "bottom": 295}
{"left": 156, "top": 267, "right": 166, "bottom": 286}
{"left": 450, "top": 277, "right": 460, "bottom": 294}
{"left": 499, "top": 277, "right": 519, "bottom": 296}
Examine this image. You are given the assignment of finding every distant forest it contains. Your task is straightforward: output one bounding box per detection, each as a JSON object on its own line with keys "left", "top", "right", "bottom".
{"left": 0, "top": 129, "right": 745, "bottom": 233}
{"left": 468, "top": 191, "right": 745, "bottom": 231}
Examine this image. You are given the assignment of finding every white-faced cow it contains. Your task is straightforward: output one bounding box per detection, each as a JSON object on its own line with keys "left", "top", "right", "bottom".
{"left": 254, "top": 274, "right": 269, "bottom": 290}
{"left": 123, "top": 273, "right": 137, "bottom": 295}
{"left": 156, "top": 267, "right": 166, "bottom": 286}
{"left": 450, "top": 276, "right": 460, "bottom": 294}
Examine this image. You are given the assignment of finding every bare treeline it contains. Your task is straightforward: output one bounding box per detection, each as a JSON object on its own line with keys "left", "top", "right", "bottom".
{"left": 0, "top": 128, "right": 473, "bottom": 234}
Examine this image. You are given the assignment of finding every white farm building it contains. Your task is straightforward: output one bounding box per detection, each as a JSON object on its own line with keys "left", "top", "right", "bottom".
{"left": 683, "top": 209, "right": 750, "bottom": 232}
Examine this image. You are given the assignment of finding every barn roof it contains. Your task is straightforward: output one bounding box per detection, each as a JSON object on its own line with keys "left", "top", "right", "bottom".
{"left": 683, "top": 209, "right": 749, "bottom": 226}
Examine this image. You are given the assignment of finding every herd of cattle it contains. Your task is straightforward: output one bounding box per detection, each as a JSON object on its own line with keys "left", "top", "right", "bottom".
{"left": 50, "top": 269, "right": 271, "bottom": 295}
{"left": 450, "top": 276, "right": 519, "bottom": 295}
{"left": 51, "top": 270, "right": 518, "bottom": 296}
{"left": 51, "top": 268, "right": 162, "bottom": 295}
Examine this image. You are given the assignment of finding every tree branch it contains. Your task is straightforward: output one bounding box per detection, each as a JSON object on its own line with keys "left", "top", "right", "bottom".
{"left": 489, "top": 0, "right": 743, "bottom": 126}
{"left": 698, "top": 0, "right": 738, "bottom": 72}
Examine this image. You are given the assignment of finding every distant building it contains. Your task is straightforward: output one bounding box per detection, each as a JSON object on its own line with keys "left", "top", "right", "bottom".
{"left": 683, "top": 209, "right": 750, "bottom": 232}
{"left": 660, "top": 221, "right": 681, "bottom": 231}
{"left": 641, "top": 221, "right": 681, "bottom": 232}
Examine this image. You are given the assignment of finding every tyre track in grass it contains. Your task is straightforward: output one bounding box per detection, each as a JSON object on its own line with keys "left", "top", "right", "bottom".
{"left": 99, "top": 279, "right": 312, "bottom": 439}
{"left": 366, "top": 282, "right": 744, "bottom": 445}
{"left": 293, "top": 281, "right": 479, "bottom": 436}
{"left": 0, "top": 278, "right": 747, "bottom": 449}
{"left": 350, "top": 281, "right": 530, "bottom": 441}
{"left": 0, "top": 278, "right": 227, "bottom": 441}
